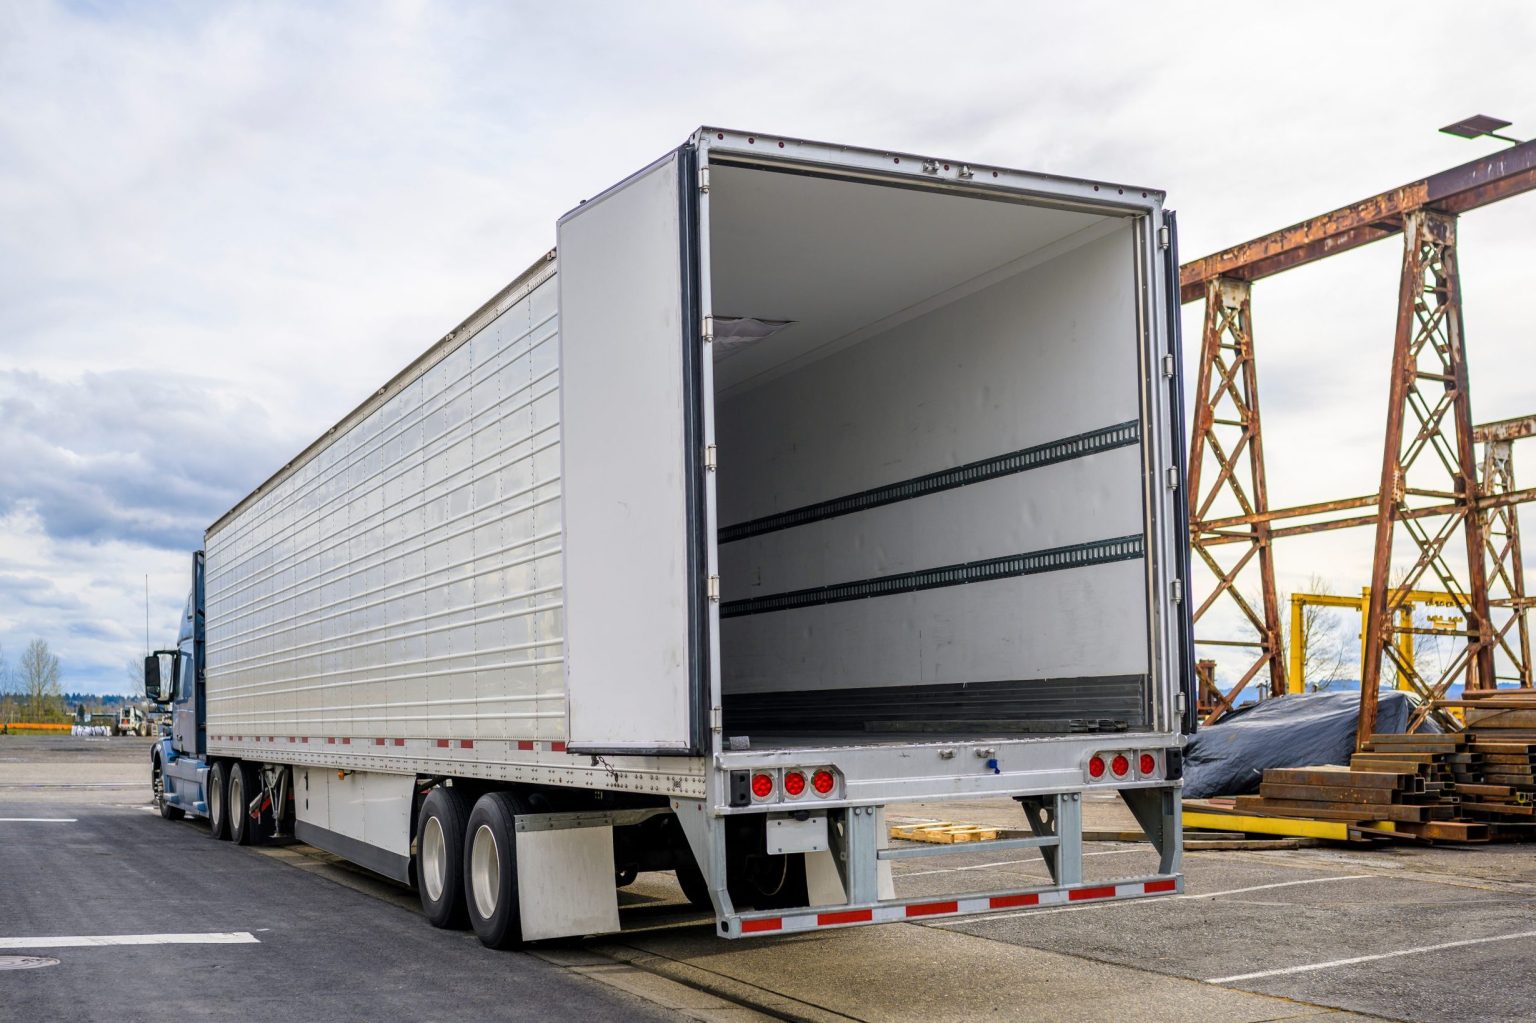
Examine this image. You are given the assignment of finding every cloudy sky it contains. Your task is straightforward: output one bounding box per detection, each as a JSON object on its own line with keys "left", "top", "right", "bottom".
{"left": 2, "top": 1, "right": 1534, "bottom": 695}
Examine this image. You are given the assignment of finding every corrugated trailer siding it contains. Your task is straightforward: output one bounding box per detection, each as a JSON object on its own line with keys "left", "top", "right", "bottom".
{"left": 205, "top": 274, "right": 567, "bottom": 746}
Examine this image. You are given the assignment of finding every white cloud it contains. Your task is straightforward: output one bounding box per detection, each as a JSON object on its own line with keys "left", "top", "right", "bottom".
{"left": 1, "top": 0, "right": 1534, "bottom": 692}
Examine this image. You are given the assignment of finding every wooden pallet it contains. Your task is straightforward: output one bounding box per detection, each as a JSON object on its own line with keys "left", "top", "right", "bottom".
{"left": 888, "top": 821, "right": 1002, "bottom": 844}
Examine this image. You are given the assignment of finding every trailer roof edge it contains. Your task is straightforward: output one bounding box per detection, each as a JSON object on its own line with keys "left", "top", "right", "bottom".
{"left": 206, "top": 249, "right": 559, "bottom": 541}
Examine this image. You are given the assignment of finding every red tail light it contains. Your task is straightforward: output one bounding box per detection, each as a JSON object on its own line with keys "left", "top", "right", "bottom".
{"left": 1087, "top": 755, "right": 1107, "bottom": 779}
{"left": 751, "top": 772, "right": 774, "bottom": 799}
{"left": 783, "top": 770, "right": 807, "bottom": 797}
{"left": 1110, "top": 754, "right": 1130, "bottom": 777}
{"left": 811, "top": 769, "right": 835, "bottom": 795}
{"left": 1139, "top": 753, "right": 1157, "bottom": 776}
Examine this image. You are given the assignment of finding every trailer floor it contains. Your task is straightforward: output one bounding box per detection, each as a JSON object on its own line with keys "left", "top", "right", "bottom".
{"left": 6, "top": 735, "right": 1535, "bottom": 1022}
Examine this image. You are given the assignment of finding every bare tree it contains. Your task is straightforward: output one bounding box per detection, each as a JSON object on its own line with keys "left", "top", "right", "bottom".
{"left": 19, "top": 638, "right": 63, "bottom": 722}
{"left": 1281, "top": 575, "right": 1351, "bottom": 692}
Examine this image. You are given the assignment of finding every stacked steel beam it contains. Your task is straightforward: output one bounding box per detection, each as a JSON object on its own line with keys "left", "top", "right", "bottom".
{"left": 1458, "top": 691, "right": 1536, "bottom": 823}
{"left": 1228, "top": 735, "right": 1492, "bottom": 842}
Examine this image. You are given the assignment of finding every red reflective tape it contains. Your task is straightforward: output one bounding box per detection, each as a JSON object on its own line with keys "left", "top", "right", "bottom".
{"left": 989, "top": 893, "right": 1040, "bottom": 910}
{"left": 459, "top": 740, "right": 474, "bottom": 749}
{"left": 551, "top": 741, "right": 567, "bottom": 752}
{"left": 435, "top": 739, "right": 450, "bottom": 748}
{"left": 287, "top": 737, "right": 295, "bottom": 743}
{"left": 327, "top": 737, "right": 336, "bottom": 744}
{"left": 740, "top": 917, "right": 782, "bottom": 933}
{"left": 301, "top": 737, "right": 310, "bottom": 744}
{"left": 342, "top": 737, "right": 351, "bottom": 745}
{"left": 1068, "top": 885, "right": 1118, "bottom": 902}
{"left": 516, "top": 740, "right": 534, "bottom": 751}
{"left": 374, "top": 738, "right": 385, "bottom": 745}
{"left": 1144, "top": 878, "right": 1177, "bottom": 894}
{"left": 905, "top": 900, "right": 959, "bottom": 918}
{"left": 817, "top": 909, "right": 873, "bottom": 926}
{"left": 393, "top": 738, "right": 405, "bottom": 747}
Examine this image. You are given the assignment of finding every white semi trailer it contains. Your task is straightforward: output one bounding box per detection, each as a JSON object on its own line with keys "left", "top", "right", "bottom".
{"left": 144, "top": 127, "right": 1196, "bottom": 948}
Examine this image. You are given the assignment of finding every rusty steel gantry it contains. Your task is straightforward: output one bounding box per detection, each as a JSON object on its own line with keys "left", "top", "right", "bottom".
{"left": 1180, "top": 138, "right": 1536, "bottom": 741}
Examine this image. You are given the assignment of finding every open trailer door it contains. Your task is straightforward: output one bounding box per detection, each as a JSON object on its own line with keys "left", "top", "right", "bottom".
{"left": 557, "top": 144, "right": 710, "bottom": 755}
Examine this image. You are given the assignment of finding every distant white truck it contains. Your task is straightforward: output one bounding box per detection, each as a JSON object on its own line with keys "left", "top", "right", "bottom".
{"left": 145, "top": 127, "right": 1195, "bottom": 948}
{"left": 116, "top": 705, "right": 153, "bottom": 737}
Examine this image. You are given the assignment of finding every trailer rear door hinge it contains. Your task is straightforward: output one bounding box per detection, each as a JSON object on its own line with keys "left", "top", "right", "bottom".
{"left": 699, "top": 166, "right": 710, "bottom": 194}
{"left": 1162, "top": 353, "right": 1175, "bottom": 378}
{"left": 704, "top": 444, "right": 717, "bottom": 472}
{"left": 1170, "top": 578, "right": 1183, "bottom": 604}
{"left": 701, "top": 315, "right": 714, "bottom": 344}
{"left": 1158, "top": 225, "right": 1171, "bottom": 249}
{"left": 708, "top": 575, "right": 720, "bottom": 602}
{"left": 1166, "top": 466, "right": 1180, "bottom": 490}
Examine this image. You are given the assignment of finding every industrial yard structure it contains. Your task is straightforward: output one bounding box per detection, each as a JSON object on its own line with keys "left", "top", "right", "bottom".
{"left": 1181, "top": 132, "right": 1536, "bottom": 741}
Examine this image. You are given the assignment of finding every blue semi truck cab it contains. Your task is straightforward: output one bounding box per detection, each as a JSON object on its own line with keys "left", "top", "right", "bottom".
{"left": 144, "top": 551, "right": 210, "bottom": 822}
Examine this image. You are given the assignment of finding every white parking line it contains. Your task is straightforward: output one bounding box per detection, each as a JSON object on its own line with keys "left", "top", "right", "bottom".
{"left": 0, "top": 933, "right": 260, "bottom": 949}
{"left": 934, "top": 874, "right": 1373, "bottom": 925}
{"left": 0, "top": 818, "right": 77, "bottom": 823}
{"left": 1208, "top": 929, "right": 1536, "bottom": 984}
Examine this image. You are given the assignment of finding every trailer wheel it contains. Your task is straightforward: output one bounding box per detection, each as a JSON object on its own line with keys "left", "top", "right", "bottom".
{"left": 152, "top": 755, "right": 184, "bottom": 821}
{"left": 207, "top": 760, "right": 230, "bottom": 840}
{"left": 674, "top": 857, "right": 714, "bottom": 911}
{"left": 416, "top": 786, "right": 471, "bottom": 929}
{"left": 228, "top": 762, "right": 264, "bottom": 846}
{"left": 726, "top": 817, "right": 808, "bottom": 910}
{"left": 464, "top": 791, "right": 529, "bottom": 950}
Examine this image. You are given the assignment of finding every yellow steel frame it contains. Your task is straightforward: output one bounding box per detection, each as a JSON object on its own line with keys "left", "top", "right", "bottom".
{"left": 1286, "top": 589, "right": 1465, "bottom": 695}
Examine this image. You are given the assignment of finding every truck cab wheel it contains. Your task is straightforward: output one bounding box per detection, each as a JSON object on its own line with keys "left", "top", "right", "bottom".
{"left": 228, "top": 762, "right": 264, "bottom": 846}
{"left": 206, "top": 761, "right": 230, "bottom": 840}
{"left": 464, "top": 791, "right": 530, "bottom": 950}
{"left": 152, "top": 756, "right": 184, "bottom": 821}
{"left": 416, "top": 786, "right": 472, "bottom": 929}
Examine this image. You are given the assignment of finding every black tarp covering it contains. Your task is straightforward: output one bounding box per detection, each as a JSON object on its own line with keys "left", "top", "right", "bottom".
{"left": 1183, "top": 690, "right": 1432, "bottom": 798}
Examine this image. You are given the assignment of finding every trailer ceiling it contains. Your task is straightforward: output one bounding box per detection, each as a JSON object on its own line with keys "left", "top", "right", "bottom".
{"left": 708, "top": 164, "right": 1115, "bottom": 395}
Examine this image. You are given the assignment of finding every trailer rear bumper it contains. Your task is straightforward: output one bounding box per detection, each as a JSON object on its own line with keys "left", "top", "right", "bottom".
{"left": 721, "top": 874, "right": 1182, "bottom": 938}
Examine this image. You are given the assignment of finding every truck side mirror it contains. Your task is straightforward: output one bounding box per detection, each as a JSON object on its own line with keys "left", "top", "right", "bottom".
{"left": 144, "top": 654, "right": 164, "bottom": 703}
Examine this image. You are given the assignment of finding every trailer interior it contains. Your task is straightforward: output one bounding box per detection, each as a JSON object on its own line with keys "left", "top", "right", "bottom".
{"left": 708, "top": 162, "right": 1154, "bottom": 747}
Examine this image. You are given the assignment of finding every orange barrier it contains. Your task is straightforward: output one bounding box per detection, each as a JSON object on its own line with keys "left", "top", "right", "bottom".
{"left": 1, "top": 722, "right": 74, "bottom": 733}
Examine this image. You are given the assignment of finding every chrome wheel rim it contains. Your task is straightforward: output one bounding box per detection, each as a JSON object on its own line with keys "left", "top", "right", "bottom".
{"left": 209, "top": 769, "right": 221, "bottom": 826}
{"left": 422, "top": 816, "right": 447, "bottom": 903}
{"left": 470, "top": 823, "right": 500, "bottom": 919}
{"left": 230, "top": 772, "right": 243, "bottom": 835}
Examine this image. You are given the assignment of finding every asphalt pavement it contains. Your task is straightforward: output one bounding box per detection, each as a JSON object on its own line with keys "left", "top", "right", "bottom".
{"left": 6, "top": 735, "right": 1536, "bottom": 1023}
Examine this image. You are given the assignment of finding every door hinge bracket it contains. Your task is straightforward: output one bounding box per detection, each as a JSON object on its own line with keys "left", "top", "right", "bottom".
{"left": 698, "top": 166, "right": 710, "bottom": 194}
{"left": 1167, "top": 466, "right": 1180, "bottom": 490}
{"left": 1158, "top": 225, "right": 1171, "bottom": 249}
{"left": 1171, "top": 578, "right": 1184, "bottom": 604}
{"left": 708, "top": 575, "right": 720, "bottom": 602}
{"left": 1162, "top": 353, "right": 1176, "bottom": 378}
{"left": 704, "top": 444, "right": 717, "bottom": 472}
{"left": 701, "top": 315, "right": 714, "bottom": 344}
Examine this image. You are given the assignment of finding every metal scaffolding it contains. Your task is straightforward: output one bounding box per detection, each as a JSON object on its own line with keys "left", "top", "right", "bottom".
{"left": 1187, "top": 278, "right": 1285, "bottom": 721}
{"left": 1180, "top": 139, "right": 1536, "bottom": 734}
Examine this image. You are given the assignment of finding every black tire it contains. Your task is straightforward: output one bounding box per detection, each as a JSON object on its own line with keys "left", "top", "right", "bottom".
{"left": 416, "top": 786, "right": 472, "bottom": 929}
{"left": 463, "top": 791, "right": 529, "bottom": 950}
{"left": 726, "top": 817, "right": 808, "bottom": 911}
{"left": 207, "top": 760, "right": 230, "bottom": 840}
{"left": 152, "top": 755, "right": 184, "bottom": 821}
{"left": 228, "top": 761, "right": 264, "bottom": 846}
{"left": 674, "top": 856, "right": 714, "bottom": 911}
